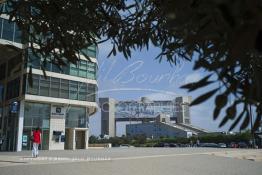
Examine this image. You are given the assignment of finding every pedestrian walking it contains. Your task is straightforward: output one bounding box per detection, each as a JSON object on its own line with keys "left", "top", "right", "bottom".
{"left": 31, "top": 127, "right": 41, "bottom": 158}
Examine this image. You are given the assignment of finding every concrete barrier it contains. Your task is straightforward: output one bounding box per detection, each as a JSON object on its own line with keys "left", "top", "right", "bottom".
{"left": 89, "top": 143, "right": 112, "bottom": 148}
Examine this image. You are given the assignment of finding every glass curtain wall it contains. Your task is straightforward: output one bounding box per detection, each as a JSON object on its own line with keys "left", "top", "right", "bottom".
{"left": 0, "top": 18, "right": 22, "bottom": 43}
{"left": 27, "top": 49, "right": 97, "bottom": 80}
{"left": 23, "top": 102, "right": 50, "bottom": 150}
{"left": 26, "top": 75, "right": 97, "bottom": 102}
{"left": 66, "top": 106, "right": 87, "bottom": 128}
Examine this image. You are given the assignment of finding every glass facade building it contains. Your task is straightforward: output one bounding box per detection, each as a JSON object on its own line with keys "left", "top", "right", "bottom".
{"left": 0, "top": 10, "right": 98, "bottom": 151}
{"left": 0, "top": 18, "right": 22, "bottom": 43}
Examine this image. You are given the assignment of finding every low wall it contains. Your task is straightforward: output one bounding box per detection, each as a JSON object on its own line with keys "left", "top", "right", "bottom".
{"left": 89, "top": 143, "right": 112, "bottom": 148}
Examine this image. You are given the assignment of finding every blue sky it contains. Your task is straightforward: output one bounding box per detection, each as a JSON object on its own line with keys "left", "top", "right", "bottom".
{"left": 89, "top": 42, "right": 245, "bottom": 136}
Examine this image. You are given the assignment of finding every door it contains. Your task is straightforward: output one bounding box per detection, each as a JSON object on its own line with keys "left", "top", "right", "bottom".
{"left": 6, "top": 112, "right": 18, "bottom": 151}
{"left": 75, "top": 131, "right": 85, "bottom": 149}
{"left": 41, "top": 129, "right": 49, "bottom": 150}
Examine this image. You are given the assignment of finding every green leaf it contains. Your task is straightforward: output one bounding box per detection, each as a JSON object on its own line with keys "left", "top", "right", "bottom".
{"left": 215, "top": 94, "right": 228, "bottom": 108}
{"left": 213, "top": 94, "right": 228, "bottom": 120}
{"left": 190, "top": 88, "right": 219, "bottom": 106}
{"left": 229, "top": 110, "right": 246, "bottom": 131}
{"left": 219, "top": 102, "right": 238, "bottom": 127}
{"left": 107, "top": 45, "right": 116, "bottom": 57}
{"left": 252, "top": 114, "right": 262, "bottom": 133}
{"left": 180, "top": 74, "right": 213, "bottom": 92}
{"left": 219, "top": 116, "right": 229, "bottom": 128}
{"left": 240, "top": 112, "right": 250, "bottom": 130}
{"left": 226, "top": 104, "right": 237, "bottom": 119}
{"left": 213, "top": 107, "right": 221, "bottom": 120}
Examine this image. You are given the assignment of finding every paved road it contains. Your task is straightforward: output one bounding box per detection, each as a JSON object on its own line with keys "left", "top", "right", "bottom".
{"left": 0, "top": 148, "right": 261, "bottom": 175}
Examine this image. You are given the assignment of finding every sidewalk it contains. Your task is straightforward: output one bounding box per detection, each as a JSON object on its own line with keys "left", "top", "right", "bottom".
{"left": 0, "top": 148, "right": 261, "bottom": 168}
{"left": 209, "top": 149, "right": 262, "bottom": 162}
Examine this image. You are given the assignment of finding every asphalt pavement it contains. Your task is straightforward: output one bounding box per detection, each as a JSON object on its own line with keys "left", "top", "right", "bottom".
{"left": 0, "top": 148, "right": 261, "bottom": 175}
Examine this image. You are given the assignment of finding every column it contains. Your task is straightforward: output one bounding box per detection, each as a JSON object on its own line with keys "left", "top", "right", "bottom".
{"left": 16, "top": 100, "right": 24, "bottom": 152}
{"left": 85, "top": 129, "right": 89, "bottom": 149}
{"left": 72, "top": 129, "right": 76, "bottom": 150}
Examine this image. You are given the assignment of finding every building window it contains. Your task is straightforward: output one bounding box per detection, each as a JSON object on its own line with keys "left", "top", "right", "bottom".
{"left": 2, "top": 19, "right": 14, "bottom": 41}
{"left": 26, "top": 48, "right": 97, "bottom": 80}
{"left": 60, "top": 79, "right": 69, "bottom": 99}
{"left": 50, "top": 77, "right": 60, "bottom": 98}
{"left": 27, "top": 74, "right": 39, "bottom": 95}
{"left": 87, "top": 62, "right": 96, "bottom": 79}
{"left": 79, "top": 60, "right": 87, "bottom": 78}
{"left": 78, "top": 82, "right": 87, "bottom": 101}
{"left": 28, "top": 49, "right": 40, "bottom": 69}
{"left": 14, "top": 24, "right": 22, "bottom": 43}
{"left": 25, "top": 74, "right": 96, "bottom": 102}
{"left": 5, "top": 78, "right": 20, "bottom": 100}
{"left": 24, "top": 102, "right": 50, "bottom": 127}
{"left": 69, "top": 81, "right": 78, "bottom": 100}
{"left": 39, "top": 76, "right": 50, "bottom": 96}
{"left": 66, "top": 106, "right": 86, "bottom": 128}
{"left": 42, "top": 57, "right": 52, "bottom": 71}
{"left": 69, "top": 63, "right": 78, "bottom": 76}
{"left": 61, "top": 64, "right": 69, "bottom": 74}
{"left": 87, "top": 84, "right": 96, "bottom": 102}
{"left": 52, "top": 63, "right": 61, "bottom": 73}
{"left": 81, "top": 45, "right": 97, "bottom": 58}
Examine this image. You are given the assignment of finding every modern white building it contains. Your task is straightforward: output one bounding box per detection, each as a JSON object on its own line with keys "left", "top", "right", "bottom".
{"left": 0, "top": 4, "right": 98, "bottom": 151}
{"left": 99, "top": 96, "right": 202, "bottom": 138}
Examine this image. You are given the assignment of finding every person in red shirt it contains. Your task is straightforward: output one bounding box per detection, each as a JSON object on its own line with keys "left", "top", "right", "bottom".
{"left": 32, "top": 127, "right": 41, "bottom": 158}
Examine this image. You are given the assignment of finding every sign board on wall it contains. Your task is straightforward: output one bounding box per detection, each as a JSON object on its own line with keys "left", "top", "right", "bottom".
{"left": 22, "top": 135, "right": 28, "bottom": 146}
{"left": 51, "top": 105, "right": 66, "bottom": 119}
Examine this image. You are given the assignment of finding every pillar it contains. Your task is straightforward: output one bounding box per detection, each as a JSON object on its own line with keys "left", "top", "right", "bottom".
{"left": 16, "top": 100, "right": 24, "bottom": 152}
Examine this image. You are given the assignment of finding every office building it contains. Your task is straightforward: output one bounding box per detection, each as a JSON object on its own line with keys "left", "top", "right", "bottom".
{"left": 0, "top": 4, "right": 98, "bottom": 151}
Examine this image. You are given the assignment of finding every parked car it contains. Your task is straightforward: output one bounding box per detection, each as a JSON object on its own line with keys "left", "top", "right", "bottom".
{"left": 229, "top": 142, "right": 238, "bottom": 148}
{"left": 120, "top": 144, "right": 131, "bottom": 148}
{"left": 238, "top": 142, "right": 248, "bottom": 148}
{"left": 153, "top": 142, "right": 165, "bottom": 147}
{"left": 169, "top": 143, "right": 178, "bottom": 147}
{"left": 163, "top": 143, "right": 170, "bottom": 147}
{"left": 218, "top": 143, "right": 227, "bottom": 148}
{"left": 201, "top": 143, "right": 218, "bottom": 148}
{"left": 153, "top": 142, "right": 170, "bottom": 147}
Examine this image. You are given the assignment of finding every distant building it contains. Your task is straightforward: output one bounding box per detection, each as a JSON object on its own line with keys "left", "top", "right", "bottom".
{"left": 126, "top": 114, "right": 209, "bottom": 138}
{"left": 99, "top": 96, "right": 208, "bottom": 138}
{"left": 99, "top": 98, "right": 116, "bottom": 137}
{"left": 126, "top": 114, "right": 193, "bottom": 138}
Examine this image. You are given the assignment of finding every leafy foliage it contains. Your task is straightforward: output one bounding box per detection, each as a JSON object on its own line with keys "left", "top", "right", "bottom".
{"left": 0, "top": 0, "right": 262, "bottom": 130}
{"left": 89, "top": 132, "right": 253, "bottom": 146}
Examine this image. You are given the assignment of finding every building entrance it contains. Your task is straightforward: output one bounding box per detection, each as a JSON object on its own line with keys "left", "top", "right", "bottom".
{"left": 1, "top": 106, "right": 19, "bottom": 151}
{"left": 64, "top": 128, "right": 88, "bottom": 150}
{"left": 75, "top": 130, "right": 85, "bottom": 149}
{"left": 22, "top": 127, "right": 49, "bottom": 150}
